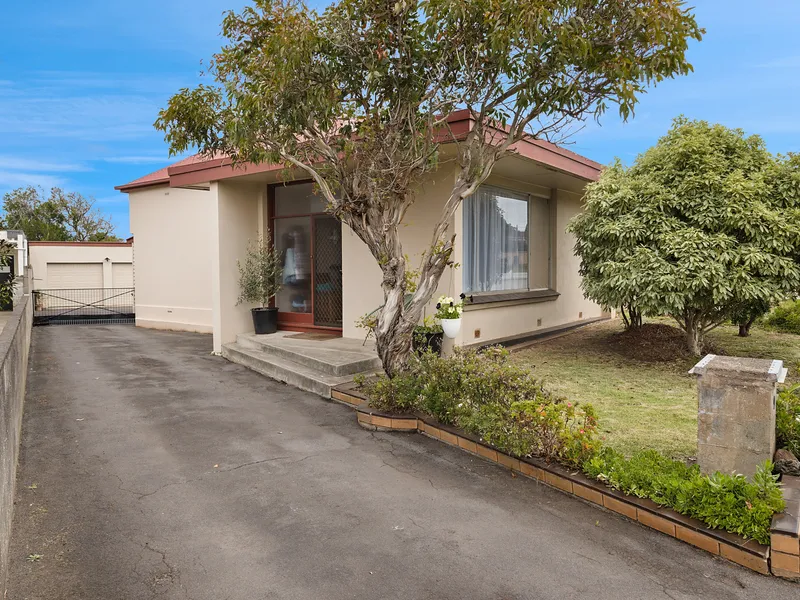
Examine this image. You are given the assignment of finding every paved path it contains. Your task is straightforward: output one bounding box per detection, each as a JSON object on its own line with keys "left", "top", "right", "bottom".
{"left": 8, "top": 326, "right": 797, "bottom": 599}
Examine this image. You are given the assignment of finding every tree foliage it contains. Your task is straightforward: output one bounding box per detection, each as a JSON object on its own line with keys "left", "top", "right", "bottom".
{"left": 570, "top": 118, "right": 800, "bottom": 353}
{"left": 0, "top": 239, "right": 16, "bottom": 308}
{"left": 156, "top": 0, "right": 702, "bottom": 375}
{"left": 0, "top": 187, "right": 118, "bottom": 242}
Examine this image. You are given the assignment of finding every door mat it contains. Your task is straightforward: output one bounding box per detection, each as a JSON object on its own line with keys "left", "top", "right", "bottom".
{"left": 286, "top": 332, "right": 340, "bottom": 341}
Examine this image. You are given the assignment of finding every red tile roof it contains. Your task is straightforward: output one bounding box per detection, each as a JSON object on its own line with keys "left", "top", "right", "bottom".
{"left": 114, "top": 155, "right": 216, "bottom": 191}
{"left": 116, "top": 113, "right": 602, "bottom": 192}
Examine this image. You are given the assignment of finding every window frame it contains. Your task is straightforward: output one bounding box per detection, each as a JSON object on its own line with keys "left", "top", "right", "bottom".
{"left": 461, "top": 183, "right": 555, "bottom": 303}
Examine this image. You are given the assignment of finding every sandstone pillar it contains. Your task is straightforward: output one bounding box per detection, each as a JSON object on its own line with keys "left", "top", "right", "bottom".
{"left": 689, "top": 354, "right": 785, "bottom": 477}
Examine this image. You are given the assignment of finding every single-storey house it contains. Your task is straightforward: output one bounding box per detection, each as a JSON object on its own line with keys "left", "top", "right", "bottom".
{"left": 117, "top": 111, "right": 607, "bottom": 356}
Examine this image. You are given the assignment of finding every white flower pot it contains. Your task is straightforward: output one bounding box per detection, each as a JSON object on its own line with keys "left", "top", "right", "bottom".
{"left": 441, "top": 317, "right": 462, "bottom": 339}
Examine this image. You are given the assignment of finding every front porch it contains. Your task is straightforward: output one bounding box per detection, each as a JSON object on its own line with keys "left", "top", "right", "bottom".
{"left": 222, "top": 330, "right": 382, "bottom": 397}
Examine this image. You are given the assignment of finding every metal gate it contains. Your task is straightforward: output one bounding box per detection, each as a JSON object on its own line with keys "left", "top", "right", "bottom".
{"left": 32, "top": 288, "right": 135, "bottom": 326}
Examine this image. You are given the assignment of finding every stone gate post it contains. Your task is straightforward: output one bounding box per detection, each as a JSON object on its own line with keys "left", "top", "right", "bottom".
{"left": 689, "top": 355, "right": 786, "bottom": 477}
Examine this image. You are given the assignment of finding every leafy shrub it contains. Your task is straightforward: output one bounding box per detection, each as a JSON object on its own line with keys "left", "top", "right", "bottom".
{"left": 464, "top": 400, "right": 600, "bottom": 468}
{"left": 762, "top": 300, "right": 800, "bottom": 335}
{"left": 364, "top": 347, "right": 599, "bottom": 466}
{"left": 584, "top": 449, "right": 784, "bottom": 544}
{"left": 777, "top": 386, "right": 800, "bottom": 456}
{"left": 0, "top": 240, "right": 15, "bottom": 308}
{"left": 237, "top": 235, "right": 283, "bottom": 306}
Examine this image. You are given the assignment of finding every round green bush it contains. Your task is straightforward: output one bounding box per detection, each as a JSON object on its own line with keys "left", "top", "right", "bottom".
{"left": 762, "top": 300, "right": 800, "bottom": 335}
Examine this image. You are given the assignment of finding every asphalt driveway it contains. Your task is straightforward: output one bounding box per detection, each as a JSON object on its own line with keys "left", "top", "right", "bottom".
{"left": 7, "top": 326, "right": 797, "bottom": 599}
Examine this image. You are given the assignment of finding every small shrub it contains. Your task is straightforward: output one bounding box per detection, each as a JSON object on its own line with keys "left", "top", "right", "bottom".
{"left": 584, "top": 449, "right": 784, "bottom": 544}
{"left": 364, "top": 347, "right": 599, "bottom": 466}
{"left": 412, "top": 316, "right": 443, "bottom": 355}
{"left": 777, "top": 386, "right": 800, "bottom": 456}
{"left": 237, "top": 235, "right": 282, "bottom": 306}
{"left": 466, "top": 400, "right": 600, "bottom": 468}
{"left": 762, "top": 300, "right": 800, "bottom": 335}
{"left": 364, "top": 370, "right": 423, "bottom": 413}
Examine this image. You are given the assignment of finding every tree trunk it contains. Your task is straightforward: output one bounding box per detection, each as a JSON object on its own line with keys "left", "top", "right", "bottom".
{"left": 686, "top": 328, "right": 700, "bottom": 355}
{"left": 372, "top": 251, "right": 449, "bottom": 377}
{"left": 620, "top": 303, "right": 642, "bottom": 329}
{"left": 684, "top": 311, "right": 701, "bottom": 355}
{"left": 629, "top": 305, "right": 642, "bottom": 328}
{"left": 375, "top": 316, "right": 416, "bottom": 376}
{"left": 737, "top": 316, "right": 756, "bottom": 337}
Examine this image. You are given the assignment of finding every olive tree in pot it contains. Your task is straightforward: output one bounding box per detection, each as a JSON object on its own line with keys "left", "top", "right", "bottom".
{"left": 238, "top": 235, "right": 283, "bottom": 335}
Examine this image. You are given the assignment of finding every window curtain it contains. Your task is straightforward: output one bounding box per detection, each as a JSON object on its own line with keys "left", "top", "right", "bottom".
{"left": 463, "top": 186, "right": 529, "bottom": 293}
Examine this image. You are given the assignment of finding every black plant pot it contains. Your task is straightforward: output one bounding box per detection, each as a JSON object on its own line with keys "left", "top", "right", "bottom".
{"left": 413, "top": 331, "right": 443, "bottom": 355}
{"left": 251, "top": 307, "right": 279, "bottom": 335}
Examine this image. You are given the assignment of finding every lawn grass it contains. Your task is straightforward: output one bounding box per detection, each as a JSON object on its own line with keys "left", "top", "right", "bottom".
{"left": 513, "top": 319, "right": 800, "bottom": 460}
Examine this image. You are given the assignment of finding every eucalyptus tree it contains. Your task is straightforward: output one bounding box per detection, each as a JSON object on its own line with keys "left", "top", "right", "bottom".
{"left": 156, "top": 0, "right": 702, "bottom": 374}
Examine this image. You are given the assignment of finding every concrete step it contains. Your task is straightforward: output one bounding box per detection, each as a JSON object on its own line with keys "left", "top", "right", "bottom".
{"left": 235, "top": 333, "right": 382, "bottom": 377}
{"left": 222, "top": 342, "right": 356, "bottom": 398}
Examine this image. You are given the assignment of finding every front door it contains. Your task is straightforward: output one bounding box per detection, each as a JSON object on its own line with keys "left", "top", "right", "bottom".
{"left": 271, "top": 183, "right": 343, "bottom": 331}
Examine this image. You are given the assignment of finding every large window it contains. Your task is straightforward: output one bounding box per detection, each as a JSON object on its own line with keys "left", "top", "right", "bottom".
{"left": 463, "top": 185, "right": 550, "bottom": 294}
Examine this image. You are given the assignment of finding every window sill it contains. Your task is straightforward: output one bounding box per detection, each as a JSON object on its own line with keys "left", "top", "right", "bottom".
{"left": 464, "top": 289, "right": 560, "bottom": 310}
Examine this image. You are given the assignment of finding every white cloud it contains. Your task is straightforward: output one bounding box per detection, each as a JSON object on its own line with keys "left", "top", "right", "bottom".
{"left": 31, "top": 71, "right": 196, "bottom": 95}
{"left": 753, "top": 56, "right": 800, "bottom": 69}
{"left": 0, "top": 73, "right": 184, "bottom": 143}
{"left": 0, "top": 156, "right": 90, "bottom": 173}
{"left": 0, "top": 171, "right": 66, "bottom": 190}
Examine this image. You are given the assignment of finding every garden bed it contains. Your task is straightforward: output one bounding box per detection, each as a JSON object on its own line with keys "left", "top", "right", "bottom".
{"left": 331, "top": 381, "right": 800, "bottom": 578}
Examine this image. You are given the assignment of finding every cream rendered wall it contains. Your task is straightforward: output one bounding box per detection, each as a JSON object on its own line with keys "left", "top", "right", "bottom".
{"left": 339, "top": 165, "right": 604, "bottom": 344}
{"left": 340, "top": 164, "right": 457, "bottom": 339}
{"left": 460, "top": 187, "right": 603, "bottom": 346}
{"left": 29, "top": 244, "right": 133, "bottom": 290}
{"left": 211, "top": 180, "right": 264, "bottom": 353}
{"left": 128, "top": 185, "right": 214, "bottom": 333}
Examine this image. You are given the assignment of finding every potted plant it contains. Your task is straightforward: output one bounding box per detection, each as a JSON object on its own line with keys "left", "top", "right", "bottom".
{"left": 435, "top": 294, "right": 464, "bottom": 339}
{"left": 413, "top": 315, "right": 444, "bottom": 355}
{"left": 237, "top": 235, "right": 283, "bottom": 335}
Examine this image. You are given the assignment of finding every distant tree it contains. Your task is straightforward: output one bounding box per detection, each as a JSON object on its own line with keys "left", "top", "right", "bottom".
{"left": 0, "top": 187, "right": 118, "bottom": 241}
{"left": 570, "top": 118, "right": 800, "bottom": 353}
{"left": 156, "top": 0, "right": 702, "bottom": 375}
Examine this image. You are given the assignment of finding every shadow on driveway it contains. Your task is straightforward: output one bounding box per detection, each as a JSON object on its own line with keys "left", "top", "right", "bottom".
{"left": 8, "top": 326, "right": 797, "bottom": 599}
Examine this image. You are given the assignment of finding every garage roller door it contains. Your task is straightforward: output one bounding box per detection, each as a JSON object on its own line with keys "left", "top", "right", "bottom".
{"left": 47, "top": 263, "right": 104, "bottom": 288}
{"left": 112, "top": 263, "right": 133, "bottom": 287}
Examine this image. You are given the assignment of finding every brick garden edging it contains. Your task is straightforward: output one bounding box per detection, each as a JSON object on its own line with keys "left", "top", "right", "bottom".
{"left": 331, "top": 382, "right": 800, "bottom": 580}
{"left": 771, "top": 477, "right": 800, "bottom": 579}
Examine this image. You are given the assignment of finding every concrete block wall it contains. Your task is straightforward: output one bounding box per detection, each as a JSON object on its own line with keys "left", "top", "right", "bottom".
{"left": 0, "top": 293, "right": 33, "bottom": 597}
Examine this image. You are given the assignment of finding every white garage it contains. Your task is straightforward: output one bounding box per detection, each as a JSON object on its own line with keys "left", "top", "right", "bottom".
{"left": 29, "top": 241, "right": 134, "bottom": 290}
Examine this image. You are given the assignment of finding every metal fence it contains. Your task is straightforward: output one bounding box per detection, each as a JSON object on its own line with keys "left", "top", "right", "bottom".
{"left": 32, "top": 288, "right": 135, "bottom": 325}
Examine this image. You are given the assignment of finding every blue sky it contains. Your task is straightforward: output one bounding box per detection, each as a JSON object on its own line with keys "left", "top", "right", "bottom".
{"left": 2, "top": 1, "right": 800, "bottom": 238}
